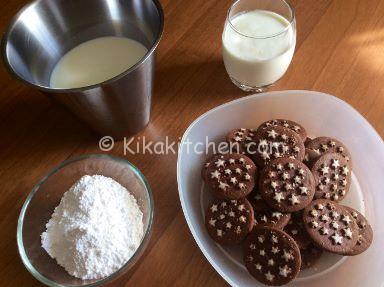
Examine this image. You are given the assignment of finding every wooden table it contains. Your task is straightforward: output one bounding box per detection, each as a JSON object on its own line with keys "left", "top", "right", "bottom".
{"left": 1, "top": 0, "right": 383, "bottom": 286}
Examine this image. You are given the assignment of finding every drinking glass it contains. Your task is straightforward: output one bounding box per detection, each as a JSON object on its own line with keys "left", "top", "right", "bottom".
{"left": 222, "top": 0, "right": 296, "bottom": 92}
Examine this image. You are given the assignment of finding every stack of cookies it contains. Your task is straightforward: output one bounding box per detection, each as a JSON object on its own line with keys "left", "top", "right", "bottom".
{"left": 202, "top": 119, "right": 373, "bottom": 286}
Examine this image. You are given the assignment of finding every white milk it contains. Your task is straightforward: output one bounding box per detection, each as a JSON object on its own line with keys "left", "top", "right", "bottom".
{"left": 50, "top": 37, "right": 148, "bottom": 89}
{"left": 222, "top": 10, "right": 295, "bottom": 88}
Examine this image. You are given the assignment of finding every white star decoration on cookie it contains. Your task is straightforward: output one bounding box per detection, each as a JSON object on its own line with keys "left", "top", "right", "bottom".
{"left": 209, "top": 218, "right": 216, "bottom": 226}
{"left": 321, "top": 144, "right": 329, "bottom": 151}
{"left": 294, "top": 176, "right": 302, "bottom": 184}
{"left": 271, "top": 246, "right": 280, "bottom": 254}
{"left": 211, "top": 170, "right": 220, "bottom": 179}
{"left": 331, "top": 221, "right": 340, "bottom": 229}
{"left": 268, "top": 259, "right": 275, "bottom": 266}
{"left": 219, "top": 181, "right": 229, "bottom": 190}
{"left": 267, "top": 129, "right": 278, "bottom": 139}
{"left": 342, "top": 215, "right": 352, "bottom": 225}
{"left": 343, "top": 228, "right": 353, "bottom": 239}
{"left": 265, "top": 271, "right": 275, "bottom": 282}
{"left": 282, "top": 250, "right": 294, "bottom": 262}
{"left": 310, "top": 221, "right": 319, "bottom": 228}
{"left": 316, "top": 203, "right": 324, "bottom": 210}
{"left": 284, "top": 183, "right": 293, "bottom": 190}
{"left": 342, "top": 166, "right": 350, "bottom": 175}
{"left": 299, "top": 186, "right": 308, "bottom": 195}
{"left": 310, "top": 209, "right": 319, "bottom": 217}
{"left": 333, "top": 173, "right": 340, "bottom": 180}
{"left": 274, "top": 192, "right": 285, "bottom": 203}
{"left": 230, "top": 177, "right": 237, "bottom": 184}
{"left": 331, "top": 233, "right": 343, "bottom": 245}
{"left": 279, "top": 265, "right": 292, "bottom": 277}
{"left": 320, "top": 214, "right": 330, "bottom": 222}
{"left": 255, "top": 263, "right": 262, "bottom": 271}
{"left": 320, "top": 165, "right": 329, "bottom": 175}
{"left": 320, "top": 227, "right": 329, "bottom": 235}
{"left": 289, "top": 194, "right": 300, "bottom": 205}
{"left": 331, "top": 211, "right": 340, "bottom": 219}
{"left": 288, "top": 163, "right": 295, "bottom": 169}
{"left": 215, "top": 159, "right": 225, "bottom": 167}
{"left": 271, "top": 181, "right": 279, "bottom": 189}
{"left": 332, "top": 159, "right": 340, "bottom": 169}
{"left": 210, "top": 204, "right": 218, "bottom": 212}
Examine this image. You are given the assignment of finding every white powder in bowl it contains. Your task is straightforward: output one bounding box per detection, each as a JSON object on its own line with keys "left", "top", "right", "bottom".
{"left": 41, "top": 175, "right": 144, "bottom": 280}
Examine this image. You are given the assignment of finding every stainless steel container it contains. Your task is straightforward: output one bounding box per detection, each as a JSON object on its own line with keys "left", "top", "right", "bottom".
{"left": 2, "top": 0, "right": 164, "bottom": 139}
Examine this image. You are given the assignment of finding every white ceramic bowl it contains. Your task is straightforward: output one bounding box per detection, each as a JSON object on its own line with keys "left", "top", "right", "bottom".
{"left": 177, "top": 90, "right": 384, "bottom": 287}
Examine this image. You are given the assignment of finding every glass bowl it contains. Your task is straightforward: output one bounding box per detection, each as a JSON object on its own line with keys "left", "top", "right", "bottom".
{"left": 17, "top": 154, "right": 154, "bottom": 287}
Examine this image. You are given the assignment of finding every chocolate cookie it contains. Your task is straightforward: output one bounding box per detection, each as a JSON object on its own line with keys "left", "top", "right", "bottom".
{"left": 284, "top": 211, "right": 312, "bottom": 249}
{"left": 226, "top": 128, "right": 256, "bottom": 154}
{"left": 259, "top": 158, "right": 315, "bottom": 213}
{"left": 251, "top": 126, "right": 305, "bottom": 168}
{"left": 305, "top": 137, "right": 352, "bottom": 167}
{"left": 204, "top": 153, "right": 257, "bottom": 199}
{"left": 300, "top": 244, "right": 323, "bottom": 270}
{"left": 244, "top": 227, "right": 301, "bottom": 286}
{"left": 205, "top": 198, "right": 254, "bottom": 244}
{"left": 343, "top": 206, "right": 373, "bottom": 255}
{"left": 311, "top": 153, "right": 351, "bottom": 201}
{"left": 257, "top": 119, "right": 307, "bottom": 142}
{"left": 303, "top": 199, "right": 359, "bottom": 255}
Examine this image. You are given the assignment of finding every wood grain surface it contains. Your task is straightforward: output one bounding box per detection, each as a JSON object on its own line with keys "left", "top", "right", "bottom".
{"left": 1, "top": 0, "right": 383, "bottom": 286}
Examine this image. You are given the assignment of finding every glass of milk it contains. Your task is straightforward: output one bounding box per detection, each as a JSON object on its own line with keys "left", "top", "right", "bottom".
{"left": 222, "top": 0, "right": 296, "bottom": 92}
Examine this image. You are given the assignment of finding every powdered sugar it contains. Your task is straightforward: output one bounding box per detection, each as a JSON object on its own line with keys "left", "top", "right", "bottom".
{"left": 41, "top": 175, "right": 144, "bottom": 280}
